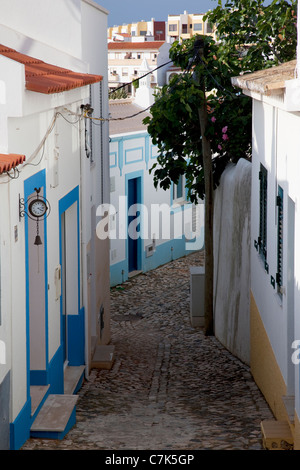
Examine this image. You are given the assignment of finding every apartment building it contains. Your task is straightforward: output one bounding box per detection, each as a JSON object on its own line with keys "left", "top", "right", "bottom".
{"left": 168, "top": 11, "right": 215, "bottom": 41}
{"left": 108, "top": 41, "right": 171, "bottom": 95}
{"left": 108, "top": 19, "right": 166, "bottom": 42}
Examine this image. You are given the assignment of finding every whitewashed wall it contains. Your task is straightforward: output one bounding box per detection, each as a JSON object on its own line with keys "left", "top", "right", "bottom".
{"left": 250, "top": 95, "right": 300, "bottom": 415}
{"left": 213, "top": 159, "right": 251, "bottom": 365}
{"left": 0, "top": 0, "right": 82, "bottom": 62}
{"left": 0, "top": 0, "right": 110, "bottom": 448}
{"left": 109, "top": 130, "right": 204, "bottom": 286}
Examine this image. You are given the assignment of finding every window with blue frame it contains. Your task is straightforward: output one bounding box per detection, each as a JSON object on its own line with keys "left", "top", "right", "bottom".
{"left": 173, "top": 174, "right": 187, "bottom": 203}
{"left": 276, "top": 186, "right": 283, "bottom": 295}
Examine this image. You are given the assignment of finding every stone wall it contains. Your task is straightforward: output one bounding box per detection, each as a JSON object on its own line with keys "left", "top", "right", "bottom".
{"left": 213, "top": 158, "right": 251, "bottom": 365}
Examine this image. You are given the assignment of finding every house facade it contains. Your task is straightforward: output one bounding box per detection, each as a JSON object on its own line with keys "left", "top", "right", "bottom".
{"left": 108, "top": 41, "right": 171, "bottom": 96}
{"left": 233, "top": 58, "right": 300, "bottom": 448}
{"left": 0, "top": 0, "right": 110, "bottom": 450}
{"left": 108, "top": 10, "right": 215, "bottom": 44}
{"left": 167, "top": 11, "right": 216, "bottom": 42}
{"left": 108, "top": 100, "right": 204, "bottom": 287}
{"left": 108, "top": 19, "right": 166, "bottom": 42}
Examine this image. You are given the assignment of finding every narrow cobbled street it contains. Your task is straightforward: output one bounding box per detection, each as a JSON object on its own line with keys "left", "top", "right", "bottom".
{"left": 22, "top": 251, "right": 273, "bottom": 451}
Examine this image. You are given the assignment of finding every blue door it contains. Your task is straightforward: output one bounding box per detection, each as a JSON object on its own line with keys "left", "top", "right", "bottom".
{"left": 128, "top": 177, "right": 141, "bottom": 273}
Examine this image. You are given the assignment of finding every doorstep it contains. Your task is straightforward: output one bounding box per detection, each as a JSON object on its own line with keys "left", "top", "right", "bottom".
{"left": 64, "top": 365, "right": 85, "bottom": 395}
{"left": 29, "top": 365, "right": 84, "bottom": 440}
{"left": 30, "top": 394, "right": 79, "bottom": 440}
{"left": 91, "top": 344, "right": 115, "bottom": 370}
{"left": 261, "top": 419, "right": 294, "bottom": 450}
{"left": 30, "top": 385, "right": 50, "bottom": 418}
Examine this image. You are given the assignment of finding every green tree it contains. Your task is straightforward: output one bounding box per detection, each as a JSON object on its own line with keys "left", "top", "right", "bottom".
{"left": 109, "top": 88, "right": 129, "bottom": 100}
{"left": 206, "top": 0, "right": 297, "bottom": 73}
{"left": 143, "top": 0, "right": 297, "bottom": 335}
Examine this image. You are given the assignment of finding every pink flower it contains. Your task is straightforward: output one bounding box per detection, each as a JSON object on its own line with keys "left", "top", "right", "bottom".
{"left": 218, "top": 144, "right": 222, "bottom": 150}
{"left": 211, "top": 116, "right": 216, "bottom": 123}
{"left": 222, "top": 126, "right": 228, "bottom": 133}
{"left": 222, "top": 133, "right": 229, "bottom": 141}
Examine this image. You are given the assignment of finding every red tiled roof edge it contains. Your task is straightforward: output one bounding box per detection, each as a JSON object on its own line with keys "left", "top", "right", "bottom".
{"left": 0, "top": 44, "right": 103, "bottom": 95}
{"left": 0, "top": 153, "right": 26, "bottom": 174}
{"left": 108, "top": 41, "right": 165, "bottom": 50}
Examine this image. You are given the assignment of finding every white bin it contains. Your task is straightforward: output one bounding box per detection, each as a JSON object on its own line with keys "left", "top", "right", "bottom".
{"left": 190, "top": 266, "right": 205, "bottom": 327}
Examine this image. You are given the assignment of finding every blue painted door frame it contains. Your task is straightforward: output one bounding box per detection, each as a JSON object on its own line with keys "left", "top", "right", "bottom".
{"left": 58, "top": 186, "right": 84, "bottom": 368}
{"left": 24, "top": 169, "right": 49, "bottom": 392}
{"left": 126, "top": 171, "right": 143, "bottom": 273}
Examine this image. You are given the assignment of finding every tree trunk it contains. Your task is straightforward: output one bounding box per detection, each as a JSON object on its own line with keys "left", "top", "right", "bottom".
{"left": 197, "top": 45, "right": 214, "bottom": 336}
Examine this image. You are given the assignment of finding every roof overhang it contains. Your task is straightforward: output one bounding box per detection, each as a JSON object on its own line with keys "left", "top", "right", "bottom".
{"left": 0, "top": 153, "right": 26, "bottom": 174}
{"left": 231, "top": 60, "right": 297, "bottom": 96}
{"left": 0, "top": 44, "right": 103, "bottom": 95}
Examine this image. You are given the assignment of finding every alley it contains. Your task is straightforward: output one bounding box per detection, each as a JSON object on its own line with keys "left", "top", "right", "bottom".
{"left": 22, "top": 251, "right": 273, "bottom": 451}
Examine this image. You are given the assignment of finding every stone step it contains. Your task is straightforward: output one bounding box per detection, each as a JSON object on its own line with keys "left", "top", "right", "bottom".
{"left": 30, "top": 385, "right": 50, "bottom": 417}
{"left": 91, "top": 344, "right": 115, "bottom": 370}
{"left": 261, "top": 419, "right": 294, "bottom": 450}
{"left": 30, "top": 394, "right": 79, "bottom": 440}
{"left": 64, "top": 365, "right": 85, "bottom": 395}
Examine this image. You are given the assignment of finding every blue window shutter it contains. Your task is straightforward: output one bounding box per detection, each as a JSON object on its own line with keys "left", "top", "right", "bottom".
{"left": 276, "top": 186, "right": 283, "bottom": 290}
{"left": 259, "top": 165, "right": 268, "bottom": 261}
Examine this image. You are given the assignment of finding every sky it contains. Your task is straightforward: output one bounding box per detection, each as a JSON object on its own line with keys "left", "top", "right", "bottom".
{"left": 95, "top": 0, "right": 220, "bottom": 27}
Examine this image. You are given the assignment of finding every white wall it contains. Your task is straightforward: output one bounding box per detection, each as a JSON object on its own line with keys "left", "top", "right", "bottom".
{"left": 0, "top": 188, "right": 13, "bottom": 384}
{"left": 251, "top": 99, "right": 293, "bottom": 385}
{"left": 0, "top": 0, "right": 110, "bottom": 448}
{"left": 109, "top": 129, "right": 204, "bottom": 285}
{"left": 214, "top": 159, "right": 251, "bottom": 365}
{"left": 250, "top": 93, "right": 300, "bottom": 414}
{"left": 0, "top": 0, "right": 82, "bottom": 62}
{"left": 81, "top": 0, "right": 110, "bottom": 206}
{"left": 5, "top": 98, "right": 86, "bottom": 420}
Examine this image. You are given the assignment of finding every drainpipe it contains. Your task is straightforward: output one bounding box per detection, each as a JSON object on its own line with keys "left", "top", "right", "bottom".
{"left": 79, "top": 103, "right": 90, "bottom": 380}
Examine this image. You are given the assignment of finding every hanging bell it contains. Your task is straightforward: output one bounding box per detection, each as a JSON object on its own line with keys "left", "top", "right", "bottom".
{"left": 34, "top": 234, "right": 42, "bottom": 246}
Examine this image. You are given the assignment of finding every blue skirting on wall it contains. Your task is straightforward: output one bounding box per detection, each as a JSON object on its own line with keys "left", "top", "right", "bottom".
{"left": 10, "top": 397, "right": 31, "bottom": 450}
{"left": 110, "top": 235, "right": 204, "bottom": 287}
{"left": 68, "top": 307, "right": 85, "bottom": 367}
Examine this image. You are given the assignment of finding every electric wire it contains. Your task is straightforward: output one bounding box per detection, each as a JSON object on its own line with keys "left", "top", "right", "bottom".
{"left": 0, "top": 108, "right": 81, "bottom": 182}
{"left": 0, "top": 44, "right": 239, "bottom": 182}
{"left": 108, "top": 58, "right": 174, "bottom": 95}
{"left": 87, "top": 48, "right": 239, "bottom": 123}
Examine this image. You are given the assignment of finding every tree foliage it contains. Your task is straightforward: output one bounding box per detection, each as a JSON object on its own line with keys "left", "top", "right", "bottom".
{"left": 109, "top": 88, "right": 128, "bottom": 100}
{"left": 143, "top": 0, "right": 297, "bottom": 203}
{"left": 206, "top": 0, "right": 297, "bottom": 73}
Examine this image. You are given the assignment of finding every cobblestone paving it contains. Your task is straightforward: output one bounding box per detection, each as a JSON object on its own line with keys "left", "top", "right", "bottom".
{"left": 22, "top": 251, "right": 273, "bottom": 450}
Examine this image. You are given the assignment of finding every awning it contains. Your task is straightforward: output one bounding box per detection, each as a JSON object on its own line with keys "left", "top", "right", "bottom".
{"left": 0, "top": 44, "right": 103, "bottom": 94}
{"left": 0, "top": 153, "right": 26, "bottom": 174}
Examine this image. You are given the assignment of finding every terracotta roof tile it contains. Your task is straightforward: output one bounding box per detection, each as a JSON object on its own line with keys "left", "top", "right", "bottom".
{"left": 232, "top": 60, "right": 297, "bottom": 95}
{"left": 108, "top": 41, "right": 165, "bottom": 50}
{"left": 0, "top": 44, "right": 103, "bottom": 94}
{"left": 0, "top": 153, "right": 26, "bottom": 174}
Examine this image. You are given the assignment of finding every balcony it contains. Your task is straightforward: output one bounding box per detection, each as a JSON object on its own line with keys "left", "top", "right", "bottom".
{"left": 109, "top": 73, "right": 120, "bottom": 82}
